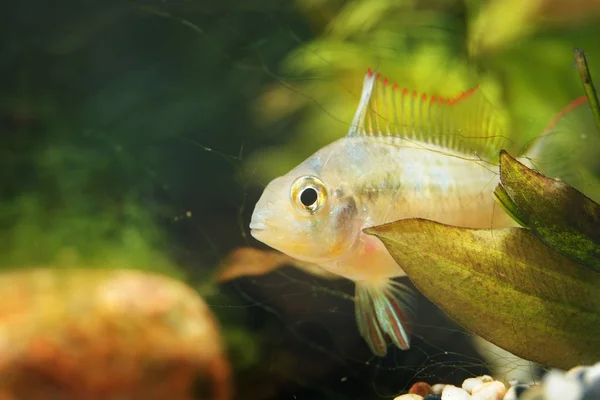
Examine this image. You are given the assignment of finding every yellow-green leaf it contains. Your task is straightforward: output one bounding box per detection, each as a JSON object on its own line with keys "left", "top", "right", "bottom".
{"left": 365, "top": 219, "right": 600, "bottom": 369}
{"left": 499, "top": 150, "right": 600, "bottom": 272}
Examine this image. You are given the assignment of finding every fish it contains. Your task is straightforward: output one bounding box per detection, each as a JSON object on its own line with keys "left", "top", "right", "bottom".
{"left": 249, "top": 68, "right": 592, "bottom": 356}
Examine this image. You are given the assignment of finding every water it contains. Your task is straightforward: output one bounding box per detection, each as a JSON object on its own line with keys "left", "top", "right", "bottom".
{"left": 2, "top": 0, "right": 600, "bottom": 398}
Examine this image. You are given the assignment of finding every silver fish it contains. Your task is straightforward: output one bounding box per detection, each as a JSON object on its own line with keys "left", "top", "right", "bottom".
{"left": 249, "top": 68, "right": 590, "bottom": 356}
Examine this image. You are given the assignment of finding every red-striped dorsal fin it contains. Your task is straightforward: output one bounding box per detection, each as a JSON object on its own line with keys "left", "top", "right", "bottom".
{"left": 347, "top": 68, "right": 512, "bottom": 161}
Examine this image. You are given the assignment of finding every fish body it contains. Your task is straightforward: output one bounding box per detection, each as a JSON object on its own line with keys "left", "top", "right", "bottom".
{"left": 250, "top": 69, "right": 588, "bottom": 356}
{"left": 252, "top": 136, "right": 512, "bottom": 282}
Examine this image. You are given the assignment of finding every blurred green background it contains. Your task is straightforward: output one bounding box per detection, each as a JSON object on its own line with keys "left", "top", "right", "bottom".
{"left": 3, "top": 0, "right": 600, "bottom": 398}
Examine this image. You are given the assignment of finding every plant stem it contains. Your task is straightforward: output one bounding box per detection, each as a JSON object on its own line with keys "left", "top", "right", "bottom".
{"left": 574, "top": 48, "right": 600, "bottom": 135}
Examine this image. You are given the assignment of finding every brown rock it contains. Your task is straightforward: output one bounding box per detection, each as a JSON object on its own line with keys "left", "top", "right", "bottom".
{"left": 408, "top": 382, "right": 434, "bottom": 397}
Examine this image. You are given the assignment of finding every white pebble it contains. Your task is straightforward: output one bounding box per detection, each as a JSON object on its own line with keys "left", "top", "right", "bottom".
{"left": 393, "top": 395, "right": 423, "bottom": 400}
{"left": 442, "top": 384, "right": 471, "bottom": 399}
{"left": 503, "top": 384, "right": 532, "bottom": 400}
{"left": 432, "top": 383, "right": 447, "bottom": 394}
{"left": 471, "top": 381, "right": 506, "bottom": 400}
{"left": 462, "top": 378, "right": 482, "bottom": 393}
{"left": 565, "top": 365, "right": 586, "bottom": 380}
{"left": 544, "top": 370, "right": 583, "bottom": 400}
{"left": 584, "top": 362, "right": 600, "bottom": 385}
{"left": 462, "top": 375, "right": 493, "bottom": 393}
{"left": 503, "top": 386, "right": 519, "bottom": 400}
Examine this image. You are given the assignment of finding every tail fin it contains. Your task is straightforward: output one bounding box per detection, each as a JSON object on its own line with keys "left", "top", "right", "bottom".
{"left": 520, "top": 96, "right": 600, "bottom": 202}
{"left": 355, "top": 278, "right": 416, "bottom": 356}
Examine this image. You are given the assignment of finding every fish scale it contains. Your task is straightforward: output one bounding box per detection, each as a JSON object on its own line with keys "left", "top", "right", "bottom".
{"left": 326, "top": 136, "right": 508, "bottom": 229}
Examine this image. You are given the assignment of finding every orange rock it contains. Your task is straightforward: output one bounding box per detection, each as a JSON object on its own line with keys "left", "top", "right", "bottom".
{"left": 0, "top": 268, "right": 231, "bottom": 400}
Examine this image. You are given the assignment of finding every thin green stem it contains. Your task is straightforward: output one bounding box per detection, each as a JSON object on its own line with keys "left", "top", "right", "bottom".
{"left": 574, "top": 48, "right": 600, "bottom": 135}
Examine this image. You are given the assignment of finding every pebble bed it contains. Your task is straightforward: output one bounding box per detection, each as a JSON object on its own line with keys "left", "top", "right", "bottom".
{"left": 393, "top": 362, "right": 600, "bottom": 400}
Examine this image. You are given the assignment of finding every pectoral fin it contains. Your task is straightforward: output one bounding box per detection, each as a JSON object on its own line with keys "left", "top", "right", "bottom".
{"left": 354, "top": 278, "right": 416, "bottom": 356}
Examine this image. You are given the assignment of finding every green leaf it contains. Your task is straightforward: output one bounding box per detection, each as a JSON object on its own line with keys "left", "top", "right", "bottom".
{"left": 492, "top": 184, "right": 528, "bottom": 228}
{"left": 365, "top": 219, "right": 600, "bottom": 369}
{"left": 499, "top": 150, "right": 600, "bottom": 272}
{"left": 574, "top": 48, "right": 600, "bottom": 137}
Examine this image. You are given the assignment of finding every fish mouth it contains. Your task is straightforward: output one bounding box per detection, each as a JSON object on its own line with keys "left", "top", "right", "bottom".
{"left": 249, "top": 221, "right": 267, "bottom": 238}
{"left": 249, "top": 221, "right": 266, "bottom": 231}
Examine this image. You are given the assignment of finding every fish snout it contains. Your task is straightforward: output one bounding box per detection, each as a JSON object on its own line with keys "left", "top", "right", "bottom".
{"left": 249, "top": 211, "right": 269, "bottom": 240}
{"left": 249, "top": 221, "right": 266, "bottom": 236}
{"left": 249, "top": 221, "right": 266, "bottom": 231}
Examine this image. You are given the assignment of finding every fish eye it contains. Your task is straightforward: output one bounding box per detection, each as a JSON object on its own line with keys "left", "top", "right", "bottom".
{"left": 300, "top": 187, "right": 318, "bottom": 207}
{"left": 290, "top": 175, "right": 327, "bottom": 214}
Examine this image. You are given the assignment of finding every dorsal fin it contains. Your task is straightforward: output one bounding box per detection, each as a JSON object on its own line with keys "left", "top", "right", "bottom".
{"left": 347, "top": 68, "right": 512, "bottom": 161}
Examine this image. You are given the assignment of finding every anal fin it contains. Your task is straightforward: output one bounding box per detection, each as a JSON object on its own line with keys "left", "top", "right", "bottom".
{"left": 355, "top": 278, "right": 416, "bottom": 356}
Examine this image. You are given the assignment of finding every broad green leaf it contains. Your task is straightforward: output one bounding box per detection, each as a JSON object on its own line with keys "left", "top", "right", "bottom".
{"left": 469, "top": 0, "right": 539, "bottom": 55}
{"left": 469, "top": 0, "right": 600, "bottom": 55}
{"left": 365, "top": 219, "right": 600, "bottom": 369}
{"left": 499, "top": 150, "right": 600, "bottom": 272}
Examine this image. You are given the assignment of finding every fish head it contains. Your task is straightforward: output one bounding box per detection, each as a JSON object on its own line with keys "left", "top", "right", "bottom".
{"left": 250, "top": 158, "right": 360, "bottom": 264}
